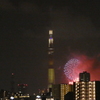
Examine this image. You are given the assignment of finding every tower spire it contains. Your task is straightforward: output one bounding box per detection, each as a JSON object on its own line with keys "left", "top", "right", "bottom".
{"left": 11, "top": 73, "right": 15, "bottom": 93}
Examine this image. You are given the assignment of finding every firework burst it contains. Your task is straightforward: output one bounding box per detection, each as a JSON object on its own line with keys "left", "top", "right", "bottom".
{"left": 64, "top": 58, "right": 82, "bottom": 82}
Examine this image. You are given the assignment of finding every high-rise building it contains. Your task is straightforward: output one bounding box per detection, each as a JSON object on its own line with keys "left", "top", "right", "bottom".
{"left": 52, "top": 84, "right": 73, "bottom": 100}
{"left": 48, "top": 30, "right": 55, "bottom": 89}
{"left": 74, "top": 81, "right": 100, "bottom": 100}
{"left": 74, "top": 71, "right": 100, "bottom": 100}
{"left": 79, "top": 71, "right": 90, "bottom": 82}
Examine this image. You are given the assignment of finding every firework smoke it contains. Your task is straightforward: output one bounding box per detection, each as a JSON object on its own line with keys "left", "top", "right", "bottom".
{"left": 64, "top": 54, "right": 100, "bottom": 83}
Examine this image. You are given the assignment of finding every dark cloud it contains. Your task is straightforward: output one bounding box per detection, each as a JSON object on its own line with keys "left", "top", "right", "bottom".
{"left": 0, "top": 0, "right": 16, "bottom": 10}
{"left": 0, "top": 0, "right": 40, "bottom": 14}
{"left": 51, "top": 7, "right": 98, "bottom": 39}
{"left": 19, "top": 2, "right": 39, "bottom": 13}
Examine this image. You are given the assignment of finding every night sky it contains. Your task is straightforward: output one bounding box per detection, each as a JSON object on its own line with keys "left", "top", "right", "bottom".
{"left": 1, "top": 0, "right": 100, "bottom": 94}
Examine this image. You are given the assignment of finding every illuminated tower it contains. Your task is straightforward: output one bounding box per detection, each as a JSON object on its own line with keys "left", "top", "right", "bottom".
{"left": 48, "top": 30, "right": 55, "bottom": 89}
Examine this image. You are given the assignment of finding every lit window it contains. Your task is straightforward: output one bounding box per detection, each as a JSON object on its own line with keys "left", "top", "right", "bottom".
{"left": 82, "top": 88, "right": 85, "bottom": 90}
{"left": 82, "top": 95, "right": 85, "bottom": 97}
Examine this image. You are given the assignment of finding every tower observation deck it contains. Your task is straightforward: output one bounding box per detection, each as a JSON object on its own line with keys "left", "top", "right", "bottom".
{"left": 48, "top": 30, "right": 55, "bottom": 89}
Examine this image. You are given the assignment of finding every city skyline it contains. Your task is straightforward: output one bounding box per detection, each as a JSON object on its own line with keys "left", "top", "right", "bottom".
{"left": 1, "top": 0, "right": 100, "bottom": 94}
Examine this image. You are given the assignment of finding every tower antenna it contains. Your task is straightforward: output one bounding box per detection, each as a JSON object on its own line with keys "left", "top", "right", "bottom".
{"left": 11, "top": 73, "right": 15, "bottom": 93}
